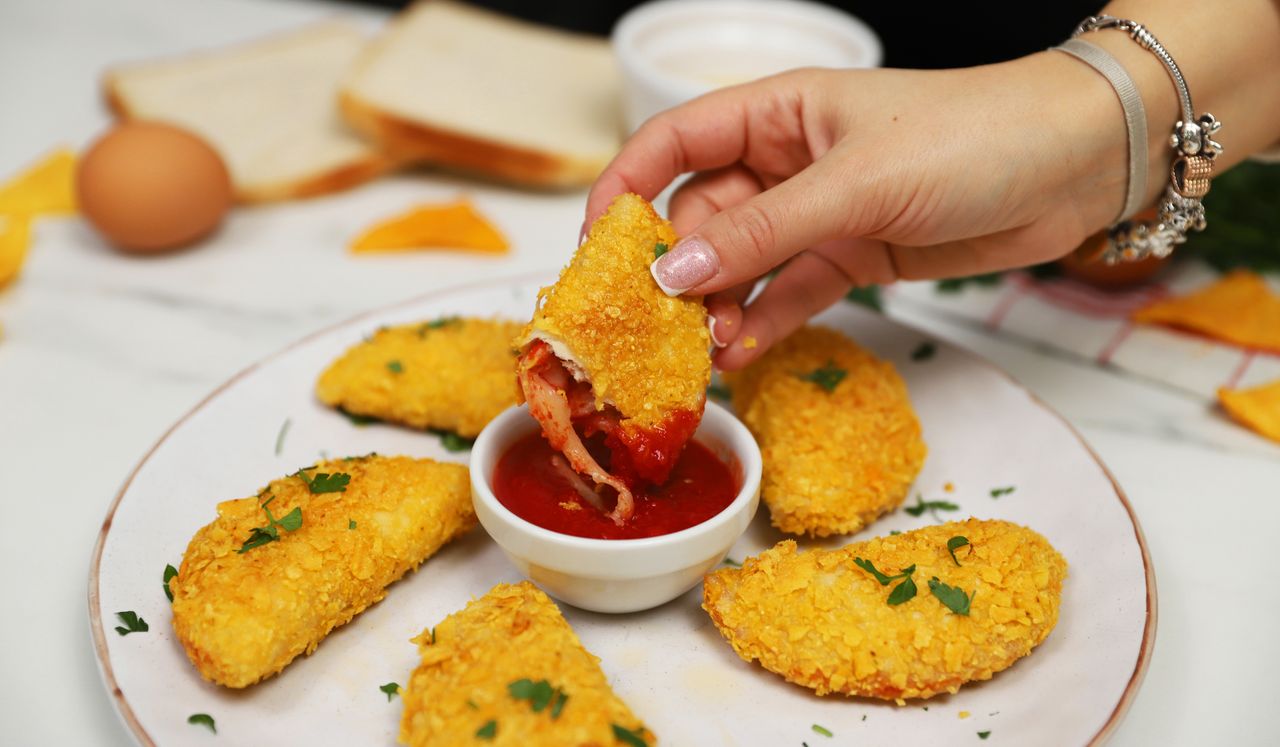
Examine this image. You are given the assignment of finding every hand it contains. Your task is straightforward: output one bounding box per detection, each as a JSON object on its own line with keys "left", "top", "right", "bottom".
{"left": 585, "top": 53, "right": 1129, "bottom": 370}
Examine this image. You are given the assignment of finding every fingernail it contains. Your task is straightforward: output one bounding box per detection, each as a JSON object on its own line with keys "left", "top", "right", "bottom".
{"left": 578, "top": 221, "right": 589, "bottom": 245}
{"left": 708, "top": 316, "right": 728, "bottom": 348}
{"left": 651, "top": 236, "right": 718, "bottom": 296}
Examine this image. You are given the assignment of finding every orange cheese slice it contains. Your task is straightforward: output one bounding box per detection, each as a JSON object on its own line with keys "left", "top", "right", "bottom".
{"left": 1133, "top": 271, "right": 1280, "bottom": 352}
{"left": 350, "top": 199, "right": 509, "bottom": 254}
{"left": 1218, "top": 379, "right": 1280, "bottom": 444}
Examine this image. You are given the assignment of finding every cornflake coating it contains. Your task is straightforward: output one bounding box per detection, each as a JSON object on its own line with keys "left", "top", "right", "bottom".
{"left": 703, "top": 519, "right": 1067, "bottom": 702}
{"left": 170, "top": 455, "right": 474, "bottom": 688}
{"left": 399, "top": 581, "right": 654, "bottom": 746}
{"left": 725, "top": 325, "right": 926, "bottom": 536}
{"left": 519, "top": 193, "right": 710, "bottom": 430}
{"left": 316, "top": 318, "right": 523, "bottom": 437}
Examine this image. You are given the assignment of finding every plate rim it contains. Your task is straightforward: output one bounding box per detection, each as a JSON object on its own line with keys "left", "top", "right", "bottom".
{"left": 87, "top": 271, "right": 1157, "bottom": 747}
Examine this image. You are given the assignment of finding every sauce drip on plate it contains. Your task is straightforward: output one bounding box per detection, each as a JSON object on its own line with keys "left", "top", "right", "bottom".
{"left": 493, "top": 432, "right": 737, "bottom": 540}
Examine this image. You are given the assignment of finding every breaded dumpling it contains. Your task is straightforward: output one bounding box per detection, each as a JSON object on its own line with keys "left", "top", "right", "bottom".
{"left": 516, "top": 194, "right": 710, "bottom": 523}
{"left": 400, "top": 581, "right": 654, "bottom": 746}
{"left": 317, "top": 317, "right": 523, "bottom": 438}
{"left": 725, "top": 325, "right": 926, "bottom": 536}
{"left": 170, "top": 455, "right": 473, "bottom": 688}
{"left": 703, "top": 519, "right": 1067, "bottom": 702}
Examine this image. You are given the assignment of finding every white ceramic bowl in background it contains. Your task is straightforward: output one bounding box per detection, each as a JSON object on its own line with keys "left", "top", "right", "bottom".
{"left": 612, "top": 0, "right": 883, "bottom": 132}
{"left": 471, "top": 401, "right": 762, "bottom": 613}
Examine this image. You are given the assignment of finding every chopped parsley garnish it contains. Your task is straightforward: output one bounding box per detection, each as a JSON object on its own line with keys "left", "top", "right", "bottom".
{"left": 889, "top": 530, "right": 902, "bottom": 536}
{"left": 812, "top": 723, "right": 834, "bottom": 737}
{"left": 418, "top": 316, "right": 460, "bottom": 336}
{"left": 340, "top": 409, "right": 378, "bottom": 426}
{"left": 507, "top": 678, "right": 570, "bottom": 720}
{"left": 429, "top": 429, "right": 474, "bottom": 452}
{"left": 612, "top": 724, "right": 649, "bottom": 746}
{"left": 349, "top": 519, "right": 357, "bottom": 530}
{"left": 797, "top": 361, "right": 847, "bottom": 393}
{"left": 475, "top": 719, "right": 497, "bottom": 740}
{"left": 928, "top": 577, "right": 974, "bottom": 615}
{"left": 237, "top": 496, "right": 304, "bottom": 554}
{"left": 854, "top": 558, "right": 917, "bottom": 605}
{"left": 295, "top": 468, "right": 350, "bottom": 494}
{"left": 275, "top": 418, "right": 291, "bottom": 456}
{"left": 163, "top": 564, "right": 178, "bottom": 603}
{"left": 722, "top": 557, "right": 742, "bottom": 567}
{"left": 911, "top": 342, "right": 937, "bottom": 361}
{"left": 845, "top": 284, "right": 883, "bottom": 312}
{"left": 187, "top": 713, "right": 216, "bottom": 733}
{"left": 114, "top": 611, "right": 148, "bottom": 636}
{"left": 990, "top": 486, "right": 1016, "bottom": 498}
{"left": 380, "top": 682, "right": 401, "bottom": 701}
{"left": 706, "top": 383, "right": 732, "bottom": 401}
{"left": 386, "top": 360, "right": 404, "bottom": 374}
{"left": 904, "top": 495, "right": 960, "bottom": 519}
{"left": 947, "top": 536, "right": 971, "bottom": 566}
{"left": 654, "top": 242, "right": 669, "bottom": 258}
{"left": 979, "top": 731, "right": 991, "bottom": 740}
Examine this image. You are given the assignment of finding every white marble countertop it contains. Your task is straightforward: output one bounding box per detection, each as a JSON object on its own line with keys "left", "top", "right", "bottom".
{"left": 2, "top": 0, "right": 1278, "bottom": 744}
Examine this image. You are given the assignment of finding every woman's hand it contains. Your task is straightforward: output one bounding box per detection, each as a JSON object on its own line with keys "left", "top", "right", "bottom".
{"left": 586, "top": 52, "right": 1131, "bottom": 370}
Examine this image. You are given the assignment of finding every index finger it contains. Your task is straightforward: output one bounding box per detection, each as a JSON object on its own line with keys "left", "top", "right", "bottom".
{"left": 585, "top": 84, "right": 762, "bottom": 225}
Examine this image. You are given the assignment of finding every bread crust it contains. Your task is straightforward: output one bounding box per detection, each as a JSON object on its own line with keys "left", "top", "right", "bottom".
{"left": 339, "top": 90, "right": 606, "bottom": 190}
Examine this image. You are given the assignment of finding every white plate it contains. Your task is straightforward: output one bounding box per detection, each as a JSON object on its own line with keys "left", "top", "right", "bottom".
{"left": 89, "top": 273, "right": 1155, "bottom": 746}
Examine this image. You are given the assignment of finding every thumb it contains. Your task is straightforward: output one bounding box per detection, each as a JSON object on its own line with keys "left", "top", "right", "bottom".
{"left": 650, "top": 159, "right": 856, "bottom": 297}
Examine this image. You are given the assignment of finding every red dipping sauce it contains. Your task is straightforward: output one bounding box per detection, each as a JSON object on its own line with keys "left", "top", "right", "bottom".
{"left": 492, "top": 431, "right": 739, "bottom": 540}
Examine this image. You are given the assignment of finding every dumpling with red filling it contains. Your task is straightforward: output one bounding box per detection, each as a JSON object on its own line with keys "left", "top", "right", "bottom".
{"left": 516, "top": 193, "right": 711, "bottom": 524}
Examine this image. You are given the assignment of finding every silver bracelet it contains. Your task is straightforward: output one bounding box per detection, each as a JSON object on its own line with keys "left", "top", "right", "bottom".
{"left": 1053, "top": 39, "right": 1149, "bottom": 223}
{"left": 1072, "top": 15, "right": 1223, "bottom": 264}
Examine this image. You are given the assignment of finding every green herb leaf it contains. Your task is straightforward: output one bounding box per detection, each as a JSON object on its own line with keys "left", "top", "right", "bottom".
{"left": 380, "top": 682, "right": 401, "bottom": 701}
{"left": 114, "top": 610, "right": 148, "bottom": 636}
{"left": 386, "top": 360, "right": 404, "bottom": 374}
{"left": 276, "top": 506, "right": 303, "bottom": 532}
{"left": 275, "top": 418, "right": 291, "bottom": 456}
{"left": 476, "top": 719, "right": 497, "bottom": 740}
{"left": 887, "top": 575, "right": 918, "bottom": 605}
{"left": 654, "top": 242, "right": 669, "bottom": 258}
{"left": 721, "top": 557, "right": 742, "bottom": 567}
{"left": 349, "top": 519, "right": 357, "bottom": 530}
{"left": 797, "top": 361, "right": 847, "bottom": 393}
{"left": 854, "top": 557, "right": 897, "bottom": 585}
{"left": 612, "top": 724, "right": 649, "bottom": 746}
{"left": 911, "top": 342, "right": 937, "bottom": 362}
{"left": 297, "top": 470, "right": 350, "bottom": 494}
{"left": 947, "top": 536, "right": 971, "bottom": 566}
{"left": 237, "top": 525, "right": 278, "bottom": 554}
{"left": 889, "top": 530, "right": 902, "bottom": 536}
{"left": 340, "top": 409, "right": 379, "bottom": 426}
{"left": 429, "top": 429, "right": 475, "bottom": 452}
{"left": 845, "top": 285, "right": 883, "bottom": 312}
{"left": 812, "top": 723, "right": 834, "bottom": 737}
{"left": 508, "top": 678, "right": 557, "bottom": 713}
{"left": 990, "top": 486, "right": 1015, "bottom": 498}
{"left": 928, "top": 577, "right": 974, "bottom": 615}
{"left": 163, "top": 564, "right": 178, "bottom": 603}
{"left": 904, "top": 495, "right": 960, "bottom": 518}
{"left": 187, "top": 713, "right": 216, "bottom": 733}
{"left": 706, "top": 383, "right": 732, "bottom": 401}
{"left": 425, "top": 315, "right": 460, "bottom": 330}
{"left": 979, "top": 731, "right": 991, "bottom": 739}
{"left": 550, "top": 690, "right": 569, "bottom": 720}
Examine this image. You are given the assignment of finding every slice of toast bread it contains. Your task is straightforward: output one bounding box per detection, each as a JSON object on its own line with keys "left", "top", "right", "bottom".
{"left": 340, "top": 0, "right": 622, "bottom": 189}
{"left": 105, "top": 22, "right": 394, "bottom": 203}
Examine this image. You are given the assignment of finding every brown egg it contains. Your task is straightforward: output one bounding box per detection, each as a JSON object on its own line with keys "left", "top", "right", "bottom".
{"left": 77, "top": 121, "right": 232, "bottom": 253}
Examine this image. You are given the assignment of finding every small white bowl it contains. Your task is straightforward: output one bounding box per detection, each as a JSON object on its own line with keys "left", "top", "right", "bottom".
{"left": 471, "top": 402, "right": 762, "bottom": 613}
{"left": 612, "top": 0, "right": 883, "bottom": 131}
